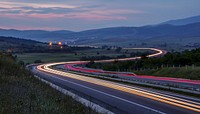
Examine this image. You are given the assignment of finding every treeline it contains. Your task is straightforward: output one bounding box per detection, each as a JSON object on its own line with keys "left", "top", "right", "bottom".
{"left": 80, "top": 55, "right": 113, "bottom": 61}
{"left": 0, "top": 36, "right": 93, "bottom": 53}
{"left": 80, "top": 54, "right": 131, "bottom": 61}
{"left": 80, "top": 51, "right": 153, "bottom": 61}
{"left": 86, "top": 48, "right": 200, "bottom": 71}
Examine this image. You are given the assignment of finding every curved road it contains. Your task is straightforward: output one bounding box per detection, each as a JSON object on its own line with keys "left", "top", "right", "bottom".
{"left": 31, "top": 48, "right": 200, "bottom": 114}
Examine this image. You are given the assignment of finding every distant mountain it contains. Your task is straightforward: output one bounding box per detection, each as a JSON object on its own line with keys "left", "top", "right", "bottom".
{"left": 68, "top": 22, "right": 200, "bottom": 39}
{"left": 0, "top": 22, "right": 200, "bottom": 44}
{"left": 0, "top": 17, "right": 200, "bottom": 46}
{"left": 66, "top": 22, "right": 199, "bottom": 46}
{"left": 0, "top": 29, "right": 73, "bottom": 42}
{"left": 161, "top": 15, "right": 200, "bottom": 25}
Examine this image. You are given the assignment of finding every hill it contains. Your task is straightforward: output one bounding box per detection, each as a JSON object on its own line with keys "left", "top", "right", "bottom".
{"left": 1, "top": 22, "right": 200, "bottom": 44}
{"left": 74, "top": 22, "right": 200, "bottom": 40}
{"left": 0, "top": 53, "right": 96, "bottom": 113}
{"left": 0, "top": 36, "right": 94, "bottom": 53}
{"left": 0, "top": 16, "right": 200, "bottom": 49}
{"left": 0, "top": 29, "right": 73, "bottom": 42}
{"left": 70, "top": 22, "right": 200, "bottom": 48}
{"left": 0, "top": 36, "right": 43, "bottom": 52}
{"left": 161, "top": 15, "right": 200, "bottom": 25}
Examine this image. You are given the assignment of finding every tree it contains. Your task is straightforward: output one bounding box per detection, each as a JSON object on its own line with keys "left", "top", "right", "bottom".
{"left": 141, "top": 54, "right": 148, "bottom": 60}
{"left": 107, "top": 48, "right": 111, "bottom": 50}
{"left": 18, "top": 61, "right": 25, "bottom": 66}
{"left": 34, "top": 60, "right": 43, "bottom": 63}
{"left": 115, "top": 47, "right": 122, "bottom": 53}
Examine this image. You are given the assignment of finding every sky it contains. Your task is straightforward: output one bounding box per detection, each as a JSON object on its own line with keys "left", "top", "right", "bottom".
{"left": 0, "top": 0, "right": 200, "bottom": 31}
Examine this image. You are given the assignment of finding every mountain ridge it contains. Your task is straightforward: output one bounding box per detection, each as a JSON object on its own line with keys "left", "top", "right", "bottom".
{"left": 161, "top": 15, "right": 200, "bottom": 25}
{"left": 0, "top": 15, "right": 200, "bottom": 45}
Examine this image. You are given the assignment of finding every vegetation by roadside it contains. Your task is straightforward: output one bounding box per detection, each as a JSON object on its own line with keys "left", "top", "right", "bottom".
{"left": 86, "top": 48, "right": 200, "bottom": 80}
{"left": 0, "top": 53, "right": 97, "bottom": 114}
{"left": 133, "top": 67, "right": 200, "bottom": 80}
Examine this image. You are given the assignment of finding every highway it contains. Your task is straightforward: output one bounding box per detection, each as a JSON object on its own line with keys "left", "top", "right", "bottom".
{"left": 31, "top": 48, "right": 200, "bottom": 114}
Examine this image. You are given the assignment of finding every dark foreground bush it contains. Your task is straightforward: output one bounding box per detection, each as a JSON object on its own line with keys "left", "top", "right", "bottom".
{"left": 0, "top": 53, "right": 97, "bottom": 114}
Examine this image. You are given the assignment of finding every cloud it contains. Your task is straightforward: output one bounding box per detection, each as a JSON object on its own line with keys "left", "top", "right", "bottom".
{"left": 0, "top": 1, "right": 142, "bottom": 21}
{"left": 0, "top": 1, "right": 77, "bottom": 9}
{"left": 0, "top": 25, "right": 61, "bottom": 30}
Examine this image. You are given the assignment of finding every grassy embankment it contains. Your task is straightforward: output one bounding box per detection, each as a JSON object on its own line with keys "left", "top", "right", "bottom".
{"left": 87, "top": 61, "right": 200, "bottom": 80}
{"left": 133, "top": 66, "right": 200, "bottom": 80}
{"left": 87, "top": 48, "right": 200, "bottom": 80}
{"left": 0, "top": 53, "right": 97, "bottom": 113}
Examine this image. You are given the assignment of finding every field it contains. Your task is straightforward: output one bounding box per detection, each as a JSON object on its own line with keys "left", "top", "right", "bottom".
{"left": 16, "top": 53, "right": 81, "bottom": 63}
{"left": 77, "top": 36, "right": 200, "bottom": 52}
{"left": 16, "top": 48, "right": 154, "bottom": 64}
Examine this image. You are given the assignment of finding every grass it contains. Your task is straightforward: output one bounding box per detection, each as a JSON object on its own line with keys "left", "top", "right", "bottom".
{"left": 16, "top": 48, "right": 151, "bottom": 64}
{"left": 133, "top": 66, "right": 200, "bottom": 80}
{"left": 16, "top": 53, "right": 81, "bottom": 63}
{"left": 83, "top": 36, "right": 200, "bottom": 52}
{"left": 0, "top": 53, "right": 97, "bottom": 114}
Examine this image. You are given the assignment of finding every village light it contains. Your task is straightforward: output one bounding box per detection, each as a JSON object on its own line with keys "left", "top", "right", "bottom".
{"left": 58, "top": 42, "right": 62, "bottom": 45}
{"left": 49, "top": 42, "right": 52, "bottom": 46}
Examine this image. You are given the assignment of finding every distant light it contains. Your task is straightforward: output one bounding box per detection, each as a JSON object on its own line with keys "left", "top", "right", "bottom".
{"left": 58, "top": 42, "right": 62, "bottom": 45}
{"left": 60, "top": 46, "right": 63, "bottom": 49}
{"left": 49, "top": 42, "right": 52, "bottom": 46}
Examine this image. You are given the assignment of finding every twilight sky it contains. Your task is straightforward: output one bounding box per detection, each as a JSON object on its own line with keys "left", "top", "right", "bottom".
{"left": 0, "top": 0, "right": 200, "bottom": 31}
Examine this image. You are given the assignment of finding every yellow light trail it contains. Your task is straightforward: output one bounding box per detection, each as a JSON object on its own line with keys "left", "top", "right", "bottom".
{"left": 36, "top": 48, "right": 200, "bottom": 113}
{"left": 37, "top": 63, "right": 200, "bottom": 113}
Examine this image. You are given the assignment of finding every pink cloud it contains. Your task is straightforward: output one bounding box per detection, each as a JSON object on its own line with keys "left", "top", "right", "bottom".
{"left": 90, "top": 9, "right": 143, "bottom": 15}
{"left": 28, "top": 13, "right": 65, "bottom": 19}
{"left": 0, "top": 1, "right": 77, "bottom": 9}
{"left": 0, "top": 12, "right": 127, "bottom": 21}
{"left": 66, "top": 13, "right": 127, "bottom": 20}
{"left": 0, "top": 1, "right": 143, "bottom": 21}
{"left": 0, "top": 25, "right": 61, "bottom": 31}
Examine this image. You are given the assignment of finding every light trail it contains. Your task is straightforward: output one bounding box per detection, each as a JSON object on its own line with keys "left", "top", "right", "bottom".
{"left": 64, "top": 48, "right": 165, "bottom": 77}
{"left": 36, "top": 48, "right": 200, "bottom": 113}
{"left": 63, "top": 48, "right": 200, "bottom": 85}
{"left": 37, "top": 63, "right": 200, "bottom": 113}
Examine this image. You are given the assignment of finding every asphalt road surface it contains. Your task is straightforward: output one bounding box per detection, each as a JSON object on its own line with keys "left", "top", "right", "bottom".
{"left": 30, "top": 48, "right": 200, "bottom": 114}
{"left": 31, "top": 64, "right": 200, "bottom": 114}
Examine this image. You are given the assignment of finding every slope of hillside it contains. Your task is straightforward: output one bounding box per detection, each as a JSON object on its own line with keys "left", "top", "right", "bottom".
{"left": 0, "top": 17, "right": 200, "bottom": 47}
{"left": 161, "top": 15, "right": 200, "bottom": 25}
{"left": 0, "top": 29, "right": 73, "bottom": 42}
{"left": 1, "top": 22, "right": 200, "bottom": 43}
{"left": 0, "top": 36, "right": 43, "bottom": 51}
{"left": 72, "top": 22, "right": 200, "bottom": 46}
{"left": 0, "top": 53, "right": 96, "bottom": 113}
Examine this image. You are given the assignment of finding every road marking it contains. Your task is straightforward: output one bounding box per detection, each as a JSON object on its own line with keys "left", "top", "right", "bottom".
{"left": 33, "top": 47, "right": 200, "bottom": 113}
{"left": 34, "top": 74, "right": 114, "bottom": 114}
{"left": 38, "top": 68, "right": 166, "bottom": 114}
{"left": 38, "top": 64, "right": 200, "bottom": 112}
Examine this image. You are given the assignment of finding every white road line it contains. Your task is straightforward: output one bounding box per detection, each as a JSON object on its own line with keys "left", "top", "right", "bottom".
{"left": 34, "top": 74, "right": 114, "bottom": 114}
{"left": 106, "top": 81, "right": 200, "bottom": 106}
{"left": 42, "top": 70, "right": 166, "bottom": 114}
{"left": 38, "top": 65, "right": 200, "bottom": 112}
